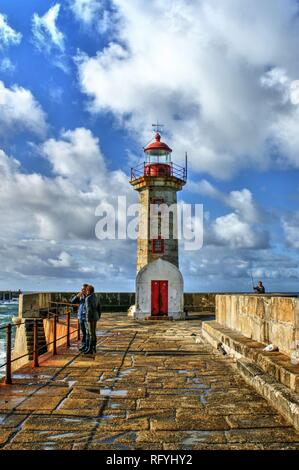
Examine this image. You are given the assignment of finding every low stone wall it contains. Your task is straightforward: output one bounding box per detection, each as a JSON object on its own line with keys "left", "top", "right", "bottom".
{"left": 184, "top": 293, "right": 216, "bottom": 313}
{"left": 216, "top": 294, "right": 299, "bottom": 356}
{"left": 18, "top": 292, "right": 217, "bottom": 317}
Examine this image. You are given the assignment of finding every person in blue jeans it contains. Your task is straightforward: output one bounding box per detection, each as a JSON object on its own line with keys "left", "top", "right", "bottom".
{"left": 84, "top": 285, "right": 100, "bottom": 355}
{"left": 71, "top": 284, "right": 89, "bottom": 352}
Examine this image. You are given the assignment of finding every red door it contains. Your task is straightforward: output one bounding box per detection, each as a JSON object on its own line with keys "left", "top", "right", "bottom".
{"left": 151, "top": 281, "right": 160, "bottom": 316}
{"left": 160, "top": 281, "right": 168, "bottom": 315}
{"left": 151, "top": 280, "right": 168, "bottom": 316}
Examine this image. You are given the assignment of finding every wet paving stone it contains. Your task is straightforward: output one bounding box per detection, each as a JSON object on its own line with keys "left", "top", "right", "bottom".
{"left": 0, "top": 313, "right": 298, "bottom": 449}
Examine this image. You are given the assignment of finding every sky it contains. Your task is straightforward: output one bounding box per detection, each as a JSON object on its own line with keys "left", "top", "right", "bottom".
{"left": 0, "top": 0, "right": 299, "bottom": 293}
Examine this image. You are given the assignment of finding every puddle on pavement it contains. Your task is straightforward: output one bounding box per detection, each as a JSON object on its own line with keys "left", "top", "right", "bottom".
{"left": 96, "top": 331, "right": 108, "bottom": 337}
{"left": 50, "top": 432, "right": 76, "bottom": 440}
{"left": 67, "top": 381, "right": 77, "bottom": 388}
{"left": 98, "top": 378, "right": 114, "bottom": 383}
{"left": 111, "top": 403, "right": 121, "bottom": 409}
{"left": 199, "top": 386, "right": 211, "bottom": 405}
{"left": 102, "top": 431, "right": 136, "bottom": 446}
{"left": 182, "top": 431, "right": 213, "bottom": 446}
{"left": 13, "top": 374, "right": 51, "bottom": 380}
{"left": 100, "top": 414, "right": 120, "bottom": 420}
{"left": 100, "top": 389, "right": 128, "bottom": 397}
{"left": 186, "top": 378, "right": 210, "bottom": 389}
{"left": 62, "top": 418, "right": 82, "bottom": 423}
{"left": 118, "top": 368, "right": 135, "bottom": 378}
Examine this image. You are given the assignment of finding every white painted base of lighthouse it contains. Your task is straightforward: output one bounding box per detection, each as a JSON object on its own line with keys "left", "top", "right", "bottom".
{"left": 134, "top": 258, "right": 184, "bottom": 320}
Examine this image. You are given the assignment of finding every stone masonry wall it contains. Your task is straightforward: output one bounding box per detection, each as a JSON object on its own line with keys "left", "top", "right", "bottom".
{"left": 137, "top": 187, "right": 179, "bottom": 272}
{"left": 216, "top": 294, "right": 299, "bottom": 356}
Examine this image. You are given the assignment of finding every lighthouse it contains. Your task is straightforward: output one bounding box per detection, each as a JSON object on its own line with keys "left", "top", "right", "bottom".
{"left": 130, "top": 127, "right": 187, "bottom": 320}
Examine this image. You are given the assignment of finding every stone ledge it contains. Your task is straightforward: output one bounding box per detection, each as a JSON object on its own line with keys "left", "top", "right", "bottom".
{"left": 202, "top": 321, "right": 299, "bottom": 431}
{"left": 202, "top": 321, "right": 299, "bottom": 393}
{"left": 236, "top": 359, "right": 299, "bottom": 431}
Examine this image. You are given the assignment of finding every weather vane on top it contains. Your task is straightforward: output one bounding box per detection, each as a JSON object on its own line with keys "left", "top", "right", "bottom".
{"left": 152, "top": 121, "right": 164, "bottom": 133}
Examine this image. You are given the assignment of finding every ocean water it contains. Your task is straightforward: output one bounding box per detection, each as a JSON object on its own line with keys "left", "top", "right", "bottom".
{"left": 0, "top": 301, "right": 19, "bottom": 374}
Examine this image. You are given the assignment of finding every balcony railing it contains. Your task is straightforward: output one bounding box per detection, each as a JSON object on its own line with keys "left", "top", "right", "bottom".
{"left": 131, "top": 161, "right": 187, "bottom": 182}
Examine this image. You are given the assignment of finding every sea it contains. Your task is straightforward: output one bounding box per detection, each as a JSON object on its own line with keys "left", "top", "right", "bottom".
{"left": 0, "top": 300, "right": 19, "bottom": 376}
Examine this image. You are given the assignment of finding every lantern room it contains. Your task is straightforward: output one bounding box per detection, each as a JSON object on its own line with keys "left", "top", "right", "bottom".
{"left": 144, "top": 132, "right": 172, "bottom": 177}
{"left": 130, "top": 131, "right": 187, "bottom": 182}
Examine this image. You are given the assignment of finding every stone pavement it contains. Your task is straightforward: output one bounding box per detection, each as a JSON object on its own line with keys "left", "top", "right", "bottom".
{"left": 1, "top": 313, "right": 299, "bottom": 450}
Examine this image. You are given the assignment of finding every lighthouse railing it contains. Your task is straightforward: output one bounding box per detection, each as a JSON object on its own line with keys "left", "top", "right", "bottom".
{"left": 131, "top": 161, "right": 187, "bottom": 182}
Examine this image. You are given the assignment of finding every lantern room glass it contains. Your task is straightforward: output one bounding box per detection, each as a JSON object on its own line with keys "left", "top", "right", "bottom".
{"left": 145, "top": 150, "right": 171, "bottom": 164}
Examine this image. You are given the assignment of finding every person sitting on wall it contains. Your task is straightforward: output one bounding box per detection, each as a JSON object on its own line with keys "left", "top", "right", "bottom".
{"left": 84, "top": 285, "right": 100, "bottom": 355}
{"left": 71, "top": 284, "right": 89, "bottom": 352}
{"left": 253, "top": 281, "right": 266, "bottom": 294}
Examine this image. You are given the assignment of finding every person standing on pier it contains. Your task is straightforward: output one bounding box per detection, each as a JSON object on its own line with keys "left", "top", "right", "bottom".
{"left": 84, "top": 284, "right": 100, "bottom": 355}
{"left": 253, "top": 281, "right": 266, "bottom": 294}
{"left": 71, "top": 284, "right": 89, "bottom": 352}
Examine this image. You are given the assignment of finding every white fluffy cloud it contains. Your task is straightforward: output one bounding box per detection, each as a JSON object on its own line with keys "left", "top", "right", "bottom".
{"left": 0, "top": 128, "right": 130, "bottom": 241}
{"left": 0, "top": 128, "right": 136, "bottom": 288}
{"left": 32, "top": 4, "right": 65, "bottom": 53}
{"left": 187, "top": 179, "right": 270, "bottom": 249}
{"left": 189, "top": 180, "right": 266, "bottom": 224}
{"left": 77, "top": 0, "right": 299, "bottom": 178}
{"left": 40, "top": 127, "right": 106, "bottom": 183}
{"left": 69, "top": 0, "right": 112, "bottom": 32}
{"left": 212, "top": 213, "right": 269, "bottom": 249}
{"left": 282, "top": 213, "right": 299, "bottom": 248}
{"left": 0, "top": 13, "right": 22, "bottom": 49}
{"left": 0, "top": 81, "right": 47, "bottom": 137}
{"left": 48, "top": 251, "right": 74, "bottom": 268}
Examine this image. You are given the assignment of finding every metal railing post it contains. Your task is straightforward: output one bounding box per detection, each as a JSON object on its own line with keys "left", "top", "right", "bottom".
{"left": 53, "top": 314, "right": 57, "bottom": 355}
{"left": 66, "top": 310, "right": 70, "bottom": 348}
{"left": 5, "top": 323, "right": 12, "bottom": 385}
{"left": 32, "top": 319, "right": 39, "bottom": 368}
{"left": 77, "top": 318, "right": 80, "bottom": 342}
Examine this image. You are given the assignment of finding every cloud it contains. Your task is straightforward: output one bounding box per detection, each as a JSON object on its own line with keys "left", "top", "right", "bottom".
{"left": 0, "top": 129, "right": 137, "bottom": 288}
{"left": 0, "top": 13, "right": 22, "bottom": 49}
{"left": 187, "top": 179, "right": 270, "bottom": 249}
{"left": 0, "top": 57, "right": 15, "bottom": 73}
{"left": 189, "top": 179, "right": 268, "bottom": 224}
{"left": 211, "top": 212, "right": 269, "bottom": 249}
{"left": 32, "top": 4, "right": 65, "bottom": 53}
{"left": 0, "top": 81, "right": 47, "bottom": 137}
{"left": 77, "top": 0, "right": 299, "bottom": 179}
{"left": 40, "top": 127, "right": 106, "bottom": 184}
{"left": 69, "top": 0, "right": 113, "bottom": 33}
{"left": 181, "top": 243, "right": 299, "bottom": 292}
{"left": 31, "top": 4, "right": 69, "bottom": 72}
{"left": 282, "top": 213, "right": 299, "bottom": 248}
{"left": 48, "top": 251, "right": 74, "bottom": 267}
{"left": 0, "top": 128, "right": 131, "bottom": 241}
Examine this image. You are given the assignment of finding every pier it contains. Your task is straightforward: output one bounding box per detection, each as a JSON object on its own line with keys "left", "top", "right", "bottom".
{"left": 1, "top": 303, "right": 299, "bottom": 449}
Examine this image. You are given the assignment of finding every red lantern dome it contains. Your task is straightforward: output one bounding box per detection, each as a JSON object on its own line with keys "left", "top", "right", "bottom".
{"left": 144, "top": 132, "right": 172, "bottom": 156}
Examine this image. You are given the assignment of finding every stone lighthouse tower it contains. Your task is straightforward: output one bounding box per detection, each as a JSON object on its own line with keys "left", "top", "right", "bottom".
{"left": 130, "top": 127, "right": 187, "bottom": 320}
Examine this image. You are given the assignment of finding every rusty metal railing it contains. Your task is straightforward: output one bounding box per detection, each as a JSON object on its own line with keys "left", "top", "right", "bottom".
{"left": 0, "top": 301, "right": 80, "bottom": 385}
{"left": 130, "top": 161, "right": 187, "bottom": 182}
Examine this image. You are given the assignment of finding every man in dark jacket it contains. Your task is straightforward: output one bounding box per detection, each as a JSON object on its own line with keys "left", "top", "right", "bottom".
{"left": 254, "top": 281, "right": 266, "bottom": 294}
{"left": 71, "top": 284, "right": 89, "bottom": 352}
{"left": 84, "top": 285, "right": 99, "bottom": 354}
